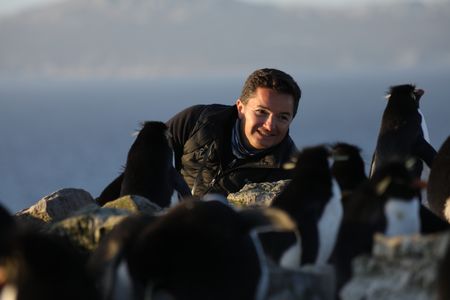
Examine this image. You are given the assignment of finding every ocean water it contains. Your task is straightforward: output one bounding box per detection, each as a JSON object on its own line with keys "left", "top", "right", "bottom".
{"left": 1, "top": 70, "right": 449, "bottom": 213}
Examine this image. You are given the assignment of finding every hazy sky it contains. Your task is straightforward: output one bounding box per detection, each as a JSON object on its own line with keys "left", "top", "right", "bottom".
{"left": 0, "top": 0, "right": 59, "bottom": 14}
{"left": 0, "top": 0, "right": 424, "bottom": 15}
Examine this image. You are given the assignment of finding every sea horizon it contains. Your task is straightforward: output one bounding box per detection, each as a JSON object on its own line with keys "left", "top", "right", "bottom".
{"left": 1, "top": 69, "right": 449, "bottom": 213}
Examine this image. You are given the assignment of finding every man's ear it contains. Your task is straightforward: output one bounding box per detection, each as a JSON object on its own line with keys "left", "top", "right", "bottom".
{"left": 236, "top": 99, "right": 244, "bottom": 119}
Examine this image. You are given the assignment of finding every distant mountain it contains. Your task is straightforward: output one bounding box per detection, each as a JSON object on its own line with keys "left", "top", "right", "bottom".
{"left": 0, "top": 0, "right": 449, "bottom": 78}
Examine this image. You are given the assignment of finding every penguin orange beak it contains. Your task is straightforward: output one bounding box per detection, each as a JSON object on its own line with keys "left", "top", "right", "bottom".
{"left": 412, "top": 179, "right": 427, "bottom": 190}
{"left": 414, "top": 89, "right": 425, "bottom": 100}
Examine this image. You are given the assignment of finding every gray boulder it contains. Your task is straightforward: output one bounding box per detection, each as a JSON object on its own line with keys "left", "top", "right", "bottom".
{"left": 15, "top": 188, "right": 97, "bottom": 227}
{"left": 340, "top": 231, "right": 450, "bottom": 300}
{"left": 47, "top": 195, "right": 164, "bottom": 254}
{"left": 102, "top": 194, "right": 163, "bottom": 215}
{"left": 227, "top": 180, "right": 290, "bottom": 208}
{"left": 47, "top": 206, "right": 131, "bottom": 253}
{"left": 265, "top": 264, "right": 335, "bottom": 300}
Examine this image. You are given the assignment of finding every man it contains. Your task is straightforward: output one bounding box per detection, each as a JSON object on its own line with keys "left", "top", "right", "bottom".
{"left": 167, "top": 68, "right": 301, "bottom": 196}
{"left": 96, "top": 68, "right": 301, "bottom": 204}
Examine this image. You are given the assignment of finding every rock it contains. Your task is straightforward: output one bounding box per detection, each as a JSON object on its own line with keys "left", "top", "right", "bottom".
{"left": 227, "top": 180, "right": 291, "bottom": 208}
{"left": 15, "top": 188, "right": 97, "bottom": 227}
{"left": 47, "top": 206, "right": 131, "bottom": 254}
{"left": 266, "top": 264, "right": 335, "bottom": 300}
{"left": 340, "top": 231, "right": 450, "bottom": 300}
{"left": 102, "top": 194, "right": 163, "bottom": 215}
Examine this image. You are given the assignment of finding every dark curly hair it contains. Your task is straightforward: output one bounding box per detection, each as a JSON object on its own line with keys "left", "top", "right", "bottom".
{"left": 239, "top": 68, "right": 302, "bottom": 117}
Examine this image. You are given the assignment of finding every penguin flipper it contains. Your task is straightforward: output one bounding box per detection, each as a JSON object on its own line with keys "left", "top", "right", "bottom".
{"left": 369, "top": 152, "right": 377, "bottom": 178}
{"left": 413, "top": 138, "right": 437, "bottom": 168}
{"left": 419, "top": 204, "right": 450, "bottom": 234}
{"left": 171, "top": 167, "right": 192, "bottom": 200}
{"left": 96, "top": 173, "right": 124, "bottom": 206}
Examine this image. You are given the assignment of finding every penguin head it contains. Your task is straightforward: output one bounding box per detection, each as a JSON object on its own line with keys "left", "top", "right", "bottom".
{"left": 285, "top": 145, "right": 334, "bottom": 216}
{"left": 88, "top": 214, "right": 158, "bottom": 300}
{"left": 127, "top": 121, "right": 174, "bottom": 174}
{"left": 239, "top": 207, "right": 301, "bottom": 269}
{"left": 386, "top": 84, "right": 424, "bottom": 110}
{"left": 293, "top": 145, "right": 332, "bottom": 189}
{"left": 1, "top": 230, "right": 99, "bottom": 300}
{"left": 331, "top": 142, "right": 367, "bottom": 193}
{"left": 136, "top": 121, "right": 172, "bottom": 155}
{"left": 127, "top": 199, "right": 261, "bottom": 300}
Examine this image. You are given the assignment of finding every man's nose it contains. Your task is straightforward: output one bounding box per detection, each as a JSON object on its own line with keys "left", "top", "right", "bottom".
{"left": 263, "top": 115, "right": 276, "bottom": 131}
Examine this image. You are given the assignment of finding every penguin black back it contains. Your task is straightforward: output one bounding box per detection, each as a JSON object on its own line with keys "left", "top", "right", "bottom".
{"left": 331, "top": 142, "right": 367, "bottom": 195}
{"left": 271, "top": 145, "right": 333, "bottom": 264}
{"left": 238, "top": 207, "right": 301, "bottom": 269}
{"left": 120, "top": 121, "right": 175, "bottom": 208}
{"left": 438, "top": 238, "right": 450, "bottom": 300}
{"left": 370, "top": 84, "right": 436, "bottom": 178}
{"left": 331, "top": 161, "right": 420, "bottom": 292}
{"left": 127, "top": 199, "right": 261, "bottom": 300}
{"left": 0, "top": 204, "right": 16, "bottom": 259}
{"left": 97, "top": 121, "right": 190, "bottom": 207}
{"left": 1, "top": 230, "right": 99, "bottom": 300}
{"left": 272, "top": 145, "right": 332, "bottom": 215}
{"left": 88, "top": 214, "right": 158, "bottom": 300}
{"left": 0, "top": 204, "right": 14, "bottom": 229}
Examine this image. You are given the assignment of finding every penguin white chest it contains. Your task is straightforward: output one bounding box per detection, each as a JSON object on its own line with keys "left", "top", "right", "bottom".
{"left": 111, "top": 260, "right": 134, "bottom": 300}
{"left": 384, "top": 197, "right": 421, "bottom": 236}
{"left": 316, "top": 179, "right": 343, "bottom": 265}
{"left": 0, "top": 284, "right": 18, "bottom": 300}
{"left": 418, "top": 109, "right": 431, "bottom": 207}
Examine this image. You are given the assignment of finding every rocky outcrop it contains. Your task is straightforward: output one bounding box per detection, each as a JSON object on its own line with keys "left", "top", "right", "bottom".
{"left": 13, "top": 190, "right": 164, "bottom": 254}
{"left": 44, "top": 194, "right": 164, "bottom": 253}
{"left": 15, "top": 188, "right": 97, "bottom": 227}
{"left": 266, "top": 264, "right": 335, "bottom": 300}
{"left": 11, "top": 184, "right": 450, "bottom": 300}
{"left": 340, "top": 231, "right": 450, "bottom": 300}
{"left": 227, "top": 180, "right": 290, "bottom": 208}
{"left": 47, "top": 206, "right": 131, "bottom": 253}
{"left": 102, "top": 194, "right": 162, "bottom": 215}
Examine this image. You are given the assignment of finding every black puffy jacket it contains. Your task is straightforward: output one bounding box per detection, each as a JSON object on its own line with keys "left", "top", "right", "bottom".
{"left": 167, "top": 104, "right": 297, "bottom": 196}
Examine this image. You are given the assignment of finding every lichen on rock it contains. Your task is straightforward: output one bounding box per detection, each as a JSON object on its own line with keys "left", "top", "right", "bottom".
{"left": 102, "top": 194, "right": 162, "bottom": 215}
{"left": 340, "top": 231, "right": 450, "bottom": 300}
{"left": 15, "top": 188, "right": 97, "bottom": 227}
{"left": 227, "top": 180, "right": 291, "bottom": 208}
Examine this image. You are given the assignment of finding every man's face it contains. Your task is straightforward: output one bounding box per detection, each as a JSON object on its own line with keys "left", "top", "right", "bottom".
{"left": 236, "top": 87, "right": 294, "bottom": 150}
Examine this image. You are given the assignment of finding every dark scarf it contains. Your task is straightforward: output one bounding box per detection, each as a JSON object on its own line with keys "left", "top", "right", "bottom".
{"left": 231, "top": 119, "right": 268, "bottom": 159}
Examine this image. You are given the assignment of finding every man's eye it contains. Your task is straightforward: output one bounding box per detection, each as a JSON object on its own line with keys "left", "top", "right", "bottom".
{"left": 255, "top": 109, "right": 268, "bottom": 115}
{"left": 278, "top": 115, "right": 290, "bottom": 123}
